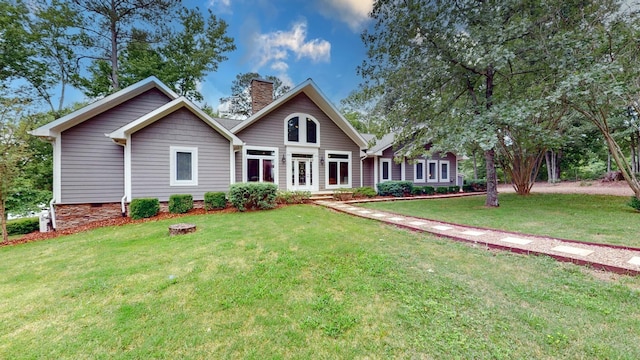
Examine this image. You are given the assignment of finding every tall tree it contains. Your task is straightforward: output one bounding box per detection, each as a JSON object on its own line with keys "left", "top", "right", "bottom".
{"left": 0, "top": 0, "right": 33, "bottom": 82}
{"left": 220, "top": 73, "right": 291, "bottom": 119}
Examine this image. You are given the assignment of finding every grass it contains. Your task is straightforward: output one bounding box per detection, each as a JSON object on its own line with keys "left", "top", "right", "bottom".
{"left": 361, "top": 193, "right": 640, "bottom": 247}
{"left": 1, "top": 205, "right": 639, "bottom": 358}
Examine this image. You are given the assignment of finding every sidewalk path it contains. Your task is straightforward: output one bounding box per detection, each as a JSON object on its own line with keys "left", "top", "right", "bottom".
{"left": 315, "top": 199, "right": 640, "bottom": 276}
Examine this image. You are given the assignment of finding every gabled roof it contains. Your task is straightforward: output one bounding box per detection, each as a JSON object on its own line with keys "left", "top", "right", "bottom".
{"left": 30, "top": 76, "right": 179, "bottom": 138}
{"left": 107, "top": 97, "right": 243, "bottom": 146}
{"left": 230, "top": 79, "right": 368, "bottom": 149}
{"left": 366, "top": 133, "right": 395, "bottom": 156}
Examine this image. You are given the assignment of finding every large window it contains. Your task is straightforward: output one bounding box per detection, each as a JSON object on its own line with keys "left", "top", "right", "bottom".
{"left": 170, "top": 146, "right": 198, "bottom": 186}
{"left": 245, "top": 147, "right": 277, "bottom": 183}
{"left": 326, "top": 151, "right": 351, "bottom": 188}
{"left": 285, "top": 114, "right": 319, "bottom": 146}
{"left": 414, "top": 159, "right": 425, "bottom": 183}
{"left": 380, "top": 158, "right": 391, "bottom": 182}
{"left": 427, "top": 160, "right": 438, "bottom": 183}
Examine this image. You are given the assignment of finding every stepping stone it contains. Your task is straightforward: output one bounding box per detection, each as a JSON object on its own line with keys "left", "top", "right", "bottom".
{"left": 371, "top": 213, "right": 386, "bottom": 217}
{"left": 551, "top": 245, "right": 593, "bottom": 257}
{"left": 388, "top": 217, "right": 405, "bottom": 221}
{"left": 461, "top": 230, "right": 485, "bottom": 236}
{"left": 500, "top": 237, "right": 533, "bottom": 245}
{"left": 357, "top": 210, "right": 372, "bottom": 214}
{"left": 409, "top": 221, "right": 427, "bottom": 226}
{"left": 432, "top": 225, "right": 452, "bottom": 231}
{"left": 346, "top": 207, "right": 360, "bottom": 211}
{"left": 628, "top": 257, "right": 640, "bottom": 266}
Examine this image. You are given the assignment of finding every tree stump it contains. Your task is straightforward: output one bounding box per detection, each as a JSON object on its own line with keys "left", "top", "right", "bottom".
{"left": 169, "top": 223, "right": 196, "bottom": 236}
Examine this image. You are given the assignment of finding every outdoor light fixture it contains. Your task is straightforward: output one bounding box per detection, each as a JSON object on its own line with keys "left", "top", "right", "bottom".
{"left": 320, "top": 156, "right": 325, "bottom": 165}
{"left": 281, "top": 154, "right": 286, "bottom": 163}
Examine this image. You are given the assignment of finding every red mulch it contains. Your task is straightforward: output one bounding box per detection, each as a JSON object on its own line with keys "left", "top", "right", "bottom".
{"left": 1, "top": 207, "right": 238, "bottom": 248}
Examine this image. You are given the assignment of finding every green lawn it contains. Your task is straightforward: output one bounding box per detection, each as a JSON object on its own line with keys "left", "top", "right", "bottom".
{"left": 361, "top": 193, "right": 640, "bottom": 247}
{"left": 1, "top": 205, "right": 639, "bottom": 359}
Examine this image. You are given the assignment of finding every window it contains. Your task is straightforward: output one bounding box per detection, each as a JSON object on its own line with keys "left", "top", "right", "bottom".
{"left": 170, "top": 146, "right": 198, "bottom": 186}
{"left": 380, "top": 158, "right": 391, "bottom": 182}
{"left": 326, "top": 151, "right": 351, "bottom": 188}
{"left": 427, "top": 160, "right": 438, "bottom": 183}
{"left": 440, "top": 160, "right": 450, "bottom": 182}
{"left": 245, "top": 148, "right": 277, "bottom": 183}
{"left": 285, "top": 114, "right": 319, "bottom": 146}
{"left": 414, "top": 160, "right": 426, "bottom": 182}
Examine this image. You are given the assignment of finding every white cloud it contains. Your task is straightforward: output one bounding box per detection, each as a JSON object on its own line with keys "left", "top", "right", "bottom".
{"left": 317, "top": 0, "right": 374, "bottom": 32}
{"left": 207, "top": 0, "right": 231, "bottom": 13}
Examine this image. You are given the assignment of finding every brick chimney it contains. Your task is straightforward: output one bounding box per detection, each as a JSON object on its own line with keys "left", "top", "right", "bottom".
{"left": 250, "top": 78, "right": 274, "bottom": 114}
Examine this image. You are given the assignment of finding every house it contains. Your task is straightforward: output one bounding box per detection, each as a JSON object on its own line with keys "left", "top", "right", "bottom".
{"left": 31, "top": 76, "right": 460, "bottom": 231}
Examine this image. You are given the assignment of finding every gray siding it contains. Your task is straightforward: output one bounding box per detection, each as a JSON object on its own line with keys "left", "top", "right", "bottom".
{"left": 131, "top": 107, "right": 232, "bottom": 201}
{"left": 377, "top": 143, "right": 457, "bottom": 187}
{"left": 236, "top": 93, "right": 362, "bottom": 190}
{"left": 60, "top": 88, "right": 172, "bottom": 203}
{"left": 362, "top": 158, "right": 374, "bottom": 188}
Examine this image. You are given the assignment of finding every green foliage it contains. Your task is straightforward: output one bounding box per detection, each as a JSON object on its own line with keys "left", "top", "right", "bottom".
{"left": 352, "top": 187, "right": 377, "bottom": 198}
{"left": 332, "top": 189, "right": 354, "bottom": 201}
{"left": 411, "top": 186, "right": 423, "bottom": 195}
{"left": 448, "top": 186, "right": 460, "bottom": 194}
{"left": 463, "top": 180, "right": 487, "bottom": 192}
{"left": 229, "top": 183, "right": 278, "bottom": 211}
{"left": 423, "top": 186, "right": 435, "bottom": 195}
{"left": 275, "top": 191, "right": 311, "bottom": 205}
{"left": 129, "top": 198, "right": 160, "bottom": 220}
{"left": 628, "top": 197, "right": 640, "bottom": 211}
{"left": 4, "top": 217, "right": 39, "bottom": 236}
{"left": 204, "top": 192, "right": 227, "bottom": 210}
{"left": 376, "top": 181, "right": 413, "bottom": 197}
{"left": 168, "top": 194, "right": 193, "bottom": 214}
{"left": 435, "top": 187, "right": 449, "bottom": 195}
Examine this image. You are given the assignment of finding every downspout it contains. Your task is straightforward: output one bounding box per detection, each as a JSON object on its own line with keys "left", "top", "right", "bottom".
{"left": 110, "top": 137, "right": 128, "bottom": 217}
{"left": 49, "top": 198, "right": 57, "bottom": 230}
{"left": 121, "top": 194, "right": 127, "bottom": 217}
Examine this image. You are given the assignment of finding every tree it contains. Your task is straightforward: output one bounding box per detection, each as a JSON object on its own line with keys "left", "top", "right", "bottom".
{"left": 0, "top": 0, "right": 34, "bottom": 82}
{"left": 220, "top": 73, "right": 291, "bottom": 119}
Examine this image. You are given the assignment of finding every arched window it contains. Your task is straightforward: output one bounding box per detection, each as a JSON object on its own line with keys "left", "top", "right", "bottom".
{"left": 285, "top": 114, "right": 319, "bottom": 146}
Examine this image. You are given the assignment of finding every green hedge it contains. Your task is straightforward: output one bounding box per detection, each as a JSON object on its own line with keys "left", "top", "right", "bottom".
{"left": 435, "top": 186, "right": 449, "bottom": 194}
{"left": 449, "top": 186, "right": 460, "bottom": 193}
{"left": 377, "top": 181, "right": 414, "bottom": 197}
{"left": 204, "top": 192, "right": 227, "bottom": 210}
{"left": 229, "top": 183, "right": 278, "bottom": 211}
{"left": 353, "top": 187, "right": 377, "bottom": 198}
{"left": 129, "top": 198, "right": 160, "bottom": 220}
{"left": 4, "top": 217, "right": 39, "bottom": 236}
{"left": 275, "top": 190, "right": 311, "bottom": 204}
{"left": 169, "top": 194, "right": 193, "bottom": 214}
{"left": 423, "top": 186, "right": 435, "bottom": 195}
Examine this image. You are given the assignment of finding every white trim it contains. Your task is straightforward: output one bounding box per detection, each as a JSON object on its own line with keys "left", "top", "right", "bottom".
{"left": 124, "top": 134, "right": 132, "bottom": 200}
{"left": 400, "top": 160, "right": 406, "bottom": 181}
{"left": 52, "top": 134, "right": 62, "bottom": 202}
{"left": 242, "top": 146, "right": 279, "bottom": 184}
{"left": 284, "top": 113, "right": 320, "bottom": 148}
{"left": 373, "top": 156, "right": 379, "bottom": 189}
{"left": 414, "top": 159, "right": 426, "bottom": 183}
{"left": 427, "top": 160, "right": 438, "bottom": 183}
{"left": 380, "top": 158, "right": 392, "bottom": 182}
{"left": 170, "top": 146, "right": 198, "bottom": 186}
{"left": 440, "top": 160, "right": 451, "bottom": 183}
{"left": 325, "top": 150, "right": 352, "bottom": 189}
{"left": 231, "top": 144, "right": 237, "bottom": 185}
{"left": 286, "top": 147, "right": 319, "bottom": 192}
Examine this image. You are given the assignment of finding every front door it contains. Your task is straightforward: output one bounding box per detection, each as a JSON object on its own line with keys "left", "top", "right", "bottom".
{"left": 290, "top": 154, "right": 314, "bottom": 191}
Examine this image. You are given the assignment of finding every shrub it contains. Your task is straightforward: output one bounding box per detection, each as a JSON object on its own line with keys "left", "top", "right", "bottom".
{"left": 276, "top": 190, "right": 311, "bottom": 204}
{"left": 4, "top": 217, "right": 39, "bottom": 236}
{"left": 435, "top": 186, "right": 449, "bottom": 194}
{"left": 411, "top": 186, "right": 424, "bottom": 195}
{"left": 204, "top": 192, "right": 227, "bottom": 210}
{"left": 377, "top": 181, "right": 414, "bottom": 197}
{"left": 463, "top": 180, "right": 486, "bottom": 192}
{"left": 333, "top": 188, "right": 354, "bottom": 201}
{"left": 629, "top": 196, "right": 640, "bottom": 211}
{"left": 229, "top": 183, "right": 278, "bottom": 211}
{"left": 448, "top": 186, "right": 460, "bottom": 193}
{"left": 169, "top": 194, "right": 193, "bottom": 214}
{"left": 353, "top": 186, "right": 377, "bottom": 198}
{"left": 129, "top": 198, "right": 160, "bottom": 220}
{"left": 423, "top": 186, "right": 435, "bottom": 195}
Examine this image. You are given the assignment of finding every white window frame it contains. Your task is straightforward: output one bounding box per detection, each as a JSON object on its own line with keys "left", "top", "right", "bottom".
{"left": 414, "top": 159, "right": 426, "bottom": 183}
{"left": 427, "top": 160, "right": 438, "bottom": 183}
{"left": 284, "top": 113, "right": 320, "bottom": 147}
{"left": 380, "top": 158, "right": 392, "bottom": 182}
{"left": 325, "top": 150, "right": 352, "bottom": 189}
{"left": 170, "top": 146, "right": 198, "bottom": 186}
{"left": 440, "top": 160, "right": 451, "bottom": 183}
{"left": 243, "top": 146, "right": 278, "bottom": 184}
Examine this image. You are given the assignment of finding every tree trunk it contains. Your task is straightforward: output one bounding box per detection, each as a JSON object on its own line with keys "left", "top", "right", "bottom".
{"left": 110, "top": 14, "right": 119, "bottom": 90}
{"left": 484, "top": 148, "right": 499, "bottom": 207}
{"left": 1, "top": 195, "right": 7, "bottom": 244}
{"left": 603, "top": 132, "right": 640, "bottom": 199}
{"left": 472, "top": 149, "right": 478, "bottom": 180}
{"left": 545, "top": 150, "right": 560, "bottom": 183}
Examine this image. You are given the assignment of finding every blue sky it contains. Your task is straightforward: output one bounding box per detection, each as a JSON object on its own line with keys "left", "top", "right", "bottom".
{"left": 199, "top": 0, "right": 374, "bottom": 114}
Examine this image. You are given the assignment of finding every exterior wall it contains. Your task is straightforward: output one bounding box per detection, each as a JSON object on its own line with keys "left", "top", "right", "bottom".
{"left": 235, "top": 93, "right": 362, "bottom": 191}
{"left": 54, "top": 203, "right": 123, "bottom": 230}
{"left": 362, "top": 157, "right": 374, "bottom": 188}
{"left": 130, "top": 107, "right": 232, "bottom": 201}
{"left": 374, "top": 144, "right": 458, "bottom": 187}
{"left": 60, "top": 88, "right": 172, "bottom": 204}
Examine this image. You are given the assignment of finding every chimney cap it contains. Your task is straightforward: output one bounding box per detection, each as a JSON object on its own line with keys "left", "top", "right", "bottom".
{"left": 250, "top": 78, "right": 274, "bottom": 84}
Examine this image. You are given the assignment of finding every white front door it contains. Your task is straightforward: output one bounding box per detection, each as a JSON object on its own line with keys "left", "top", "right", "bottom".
{"left": 290, "top": 154, "right": 314, "bottom": 191}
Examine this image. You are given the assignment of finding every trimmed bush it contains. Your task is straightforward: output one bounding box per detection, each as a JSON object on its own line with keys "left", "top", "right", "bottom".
{"left": 629, "top": 196, "right": 640, "bottom": 211}
{"left": 411, "top": 186, "right": 424, "bottom": 195}
{"left": 129, "top": 198, "right": 160, "bottom": 220}
{"left": 353, "top": 186, "right": 377, "bottom": 198}
{"left": 229, "top": 183, "right": 278, "bottom": 211}
{"left": 435, "top": 186, "right": 449, "bottom": 194}
{"left": 204, "top": 192, "right": 227, "bottom": 210}
{"left": 4, "top": 217, "right": 39, "bottom": 236}
{"left": 463, "top": 180, "right": 487, "bottom": 192}
{"left": 169, "top": 194, "right": 193, "bottom": 214}
{"left": 377, "top": 181, "right": 414, "bottom": 197}
{"left": 423, "top": 186, "right": 435, "bottom": 195}
{"left": 448, "top": 186, "right": 460, "bottom": 194}
{"left": 275, "top": 190, "right": 311, "bottom": 204}
{"left": 333, "top": 188, "right": 354, "bottom": 201}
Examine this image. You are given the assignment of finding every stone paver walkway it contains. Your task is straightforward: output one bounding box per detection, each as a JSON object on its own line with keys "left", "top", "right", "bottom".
{"left": 315, "top": 199, "right": 640, "bottom": 276}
